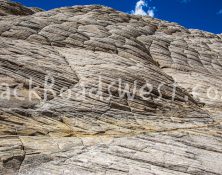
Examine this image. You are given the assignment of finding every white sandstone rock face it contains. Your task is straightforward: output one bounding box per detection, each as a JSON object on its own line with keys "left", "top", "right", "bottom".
{"left": 0, "top": 1, "right": 222, "bottom": 175}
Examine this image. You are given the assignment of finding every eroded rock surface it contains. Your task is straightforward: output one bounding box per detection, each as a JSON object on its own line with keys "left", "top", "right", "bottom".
{"left": 0, "top": 1, "right": 222, "bottom": 175}
{"left": 0, "top": 0, "right": 41, "bottom": 16}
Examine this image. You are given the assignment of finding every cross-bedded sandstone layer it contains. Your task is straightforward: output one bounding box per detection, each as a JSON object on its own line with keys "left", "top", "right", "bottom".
{"left": 0, "top": 1, "right": 222, "bottom": 174}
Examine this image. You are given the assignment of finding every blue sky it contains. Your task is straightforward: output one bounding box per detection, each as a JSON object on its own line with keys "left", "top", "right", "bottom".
{"left": 14, "top": 0, "right": 222, "bottom": 34}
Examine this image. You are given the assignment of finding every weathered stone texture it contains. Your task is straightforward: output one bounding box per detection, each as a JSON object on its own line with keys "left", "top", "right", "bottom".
{"left": 0, "top": 0, "right": 41, "bottom": 16}
{"left": 0, "top": 1, "right": 222, "bottom": 175}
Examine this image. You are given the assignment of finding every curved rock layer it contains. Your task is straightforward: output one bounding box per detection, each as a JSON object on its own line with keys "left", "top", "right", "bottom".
{"left": 0, "top": 0, "right": 42, "bottom": 16}
{"left": 0, "top": 1, "right": 222, "bottom": 175}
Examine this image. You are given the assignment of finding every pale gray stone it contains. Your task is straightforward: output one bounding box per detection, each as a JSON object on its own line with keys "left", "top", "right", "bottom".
{"left": 0, "top": 1, "right": 222, "bottom": 175}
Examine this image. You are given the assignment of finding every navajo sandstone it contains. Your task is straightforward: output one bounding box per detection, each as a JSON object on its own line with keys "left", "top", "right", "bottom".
{"left": 0, "top": 0, "right": 222, "bottom": 174}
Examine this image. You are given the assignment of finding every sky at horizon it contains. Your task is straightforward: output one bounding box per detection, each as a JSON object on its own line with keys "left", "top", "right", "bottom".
{"left": 13, "top": 0, "right": 222, "bottom": 34}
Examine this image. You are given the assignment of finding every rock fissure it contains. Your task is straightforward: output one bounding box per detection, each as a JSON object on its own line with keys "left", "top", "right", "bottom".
{"left": 0, "top": 1, "right": 222, "bottom": 175}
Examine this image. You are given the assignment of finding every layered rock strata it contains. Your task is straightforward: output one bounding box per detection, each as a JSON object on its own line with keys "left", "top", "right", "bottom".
{"left": 0, "top": 1, "right": 222, "bottom": 174}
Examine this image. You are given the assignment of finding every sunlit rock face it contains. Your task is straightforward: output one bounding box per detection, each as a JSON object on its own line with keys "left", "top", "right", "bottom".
{"left": 0, "top": 1, "right": 222, "bottom": 175}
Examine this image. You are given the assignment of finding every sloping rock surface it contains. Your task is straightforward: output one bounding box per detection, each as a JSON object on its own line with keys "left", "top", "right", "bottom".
{"left": 0, "top": 0, "right": 41, "bottom": 16}
{"left": 0, "top": 1, "right": 222, "bottom": 175}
